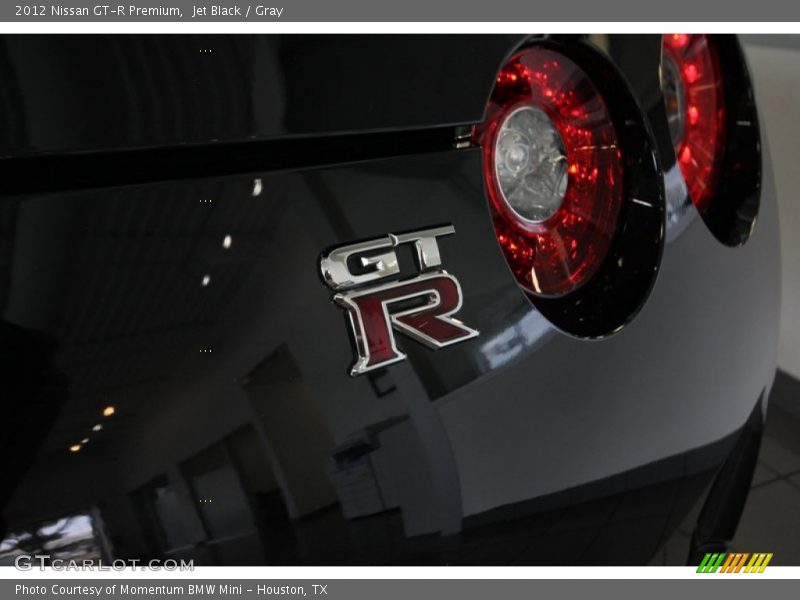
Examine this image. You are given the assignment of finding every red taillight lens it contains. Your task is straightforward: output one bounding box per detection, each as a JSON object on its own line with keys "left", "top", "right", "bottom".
{"left": 662, "top": 34, "right": 726, "bottom": 213}
{"left": 474, "top": 46, "right": 623, "bottom": 297}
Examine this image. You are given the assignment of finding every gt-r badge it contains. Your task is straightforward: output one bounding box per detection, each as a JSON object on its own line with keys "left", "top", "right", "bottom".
{"left": 320, "top": 225, "right": 479, "bottom": 376}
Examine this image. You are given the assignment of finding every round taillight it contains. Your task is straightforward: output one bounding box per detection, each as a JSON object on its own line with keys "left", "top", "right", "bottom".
{"left": 474, "top": 46, "right": 623, "bottom": 298}
{"left": 662, "top": 34, "right": 726, "bottom": 213}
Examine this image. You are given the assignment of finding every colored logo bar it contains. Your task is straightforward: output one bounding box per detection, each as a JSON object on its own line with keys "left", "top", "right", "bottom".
{"left": 697, "top": 552, "right": 773, "bottom": 573}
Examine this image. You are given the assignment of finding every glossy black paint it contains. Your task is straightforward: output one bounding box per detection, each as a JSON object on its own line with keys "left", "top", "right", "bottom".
{"left": 0, "top": 34, "right": 779, "bottom": 566}
{"left": 0, "top": 127, "right": 465, "bottom": 195}
{"left": 0, "top": 35, "right": 523, "bottom": 156}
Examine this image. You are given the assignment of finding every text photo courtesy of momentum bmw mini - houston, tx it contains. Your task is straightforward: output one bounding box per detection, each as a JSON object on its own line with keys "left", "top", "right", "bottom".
{"left": 0, "top": 16, "right": 800, "bottom": 585}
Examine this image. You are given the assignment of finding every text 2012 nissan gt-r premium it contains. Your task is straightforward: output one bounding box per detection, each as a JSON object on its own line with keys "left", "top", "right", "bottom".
{"left": 0, "top": 34, "right": 779, "bottom": 565}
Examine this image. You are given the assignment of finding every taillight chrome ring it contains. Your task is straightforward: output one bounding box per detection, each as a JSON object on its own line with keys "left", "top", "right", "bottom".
{"left": 661, "top": 34, "right": 760, "bottom": 247}
{"left": 662, "top": 34, "right": 726, "bottom": 215}
{"left": 475, "top": 45, "right": 624, "bottom": 298}
{"left": 475, "top": 39, "right": 665, "bottom": 338}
